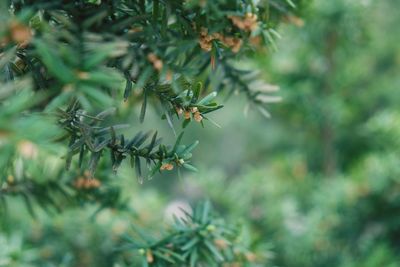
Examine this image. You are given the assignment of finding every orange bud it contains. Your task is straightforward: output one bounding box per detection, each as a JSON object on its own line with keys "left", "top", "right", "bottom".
{"left": 10, "top": 21, "right": 32, "bottom": 47}
{"left": 153, "top": 59, "right": 163, "bottom": 71}
{"left": 160, "top": 163, "right": 174, "bottom": 171}
{"left": 184, "top": 111, "right": 191, "bottom": 120}
{"left": 166, "top": 70, "right": 173, "bottom": 81}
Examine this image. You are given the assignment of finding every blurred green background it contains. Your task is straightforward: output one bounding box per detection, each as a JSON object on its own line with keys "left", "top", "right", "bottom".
{"left": 2, "top": 0, "right": 400, "bottom": 266}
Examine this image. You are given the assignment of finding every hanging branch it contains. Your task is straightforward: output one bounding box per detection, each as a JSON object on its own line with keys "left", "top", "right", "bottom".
{"left": 57, "top": 100, "right": 200, "bottom": 182}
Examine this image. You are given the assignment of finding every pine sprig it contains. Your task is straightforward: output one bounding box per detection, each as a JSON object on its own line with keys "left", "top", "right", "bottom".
{"left": 57, "top": 100, "right": 199, "bottom": 182}
{"left": 121, "top": 201, "right": 259, "bottom": 267}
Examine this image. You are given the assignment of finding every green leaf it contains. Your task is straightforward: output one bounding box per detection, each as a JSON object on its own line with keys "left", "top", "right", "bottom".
{"left": 173, "top": 132, "right": 184, "bottom": 154}
{"left": 148, "top": 161, "right": 162, "bottom": 179}
{"left": 135, "top": 156, "right": 143, "bottom": 184}
{"left": 204, "top": 239, "right": 224, "bottom": 262}
{"left": 183, "top": 163, "right": 198, "bottom": 172}
{"left": 190, "top": 248, "right": 198, "bottom": 267}
{"left": 140, "top": 90, "right": 147, "bottom": 123}
{"left": 147, "top": 131, "right": 158, "bottom": 153}
{"left": 191, "top": 82, "right": 202, "bottom": 104}
{"left": 201, "top": 201, "right": 211, "bottom": 224}
{"left": 182, "top": 237, "right": 200, "bottom": 251}
{"left": 198, "top": 92, "right": 217, "bottom": 105}
{"left": 285, "top": 0, "right": 296, "bottom": 8}
{"left": 152, "top": 250, "right": 176, "bottom": 264}
{"left": 79, "top": 85, "right": 113, "bottom": 107}
{"left": 182, "top": 141, "right": 199, "bottom": 155}
{"left": 88, "top": 151, "right": 101, "bottom": 176}
{"left": 124, "top": 71, "right": 133, "bottom": 101}
{"left": 182, "top": 118, "right": 190, "bottom": 128}
{"left": 34, "top": 39, "right": 76, "bottom": 84}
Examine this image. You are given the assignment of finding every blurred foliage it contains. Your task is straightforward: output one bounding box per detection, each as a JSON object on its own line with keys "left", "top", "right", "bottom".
{"left": 0, "top": 0, "right": 307, "bottom": 266}
{"left": 179, "top": 0, "right": 400, "bottom": 266}
{"left": 2, "top": 0, "right": 399, "bottom": 266}
{"left": 0, "top": 0, "right": 301, "bottom": 212}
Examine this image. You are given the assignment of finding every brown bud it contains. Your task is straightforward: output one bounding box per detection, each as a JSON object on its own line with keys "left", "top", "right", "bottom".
{"left": 199, "top": 38, "right": 212, "bottom": 51}
{"left": 249, "top": 36, "right": 261, "bottom": 47}
{"left": 214, "top": 239, "right": 228, "bottom": 249}
{"left": 10, "top": 21, "right": 32, "bottom": 47}
{"left": 229, "top": 13, "right": 258, "bottom": 32}
{"left": 285, "top": 15, "right": 305, "bottom": 27}
{"left": 90, "top": 178, "right": 101, "bottom": 188}
{"left": 193, "top": 111, "right": 202, "bottom": 122}
{"left": 128, "top": 26, "right": 143, "bottom": 33}
{"left": 147, "top": 53, "right": 163, "bottom": 71}
{"left": 153, "top": 59, "right": 163, "bottom": 71}
{"left": 166, "top": 70, "right": 173, "bottom": 81}
{"left": 176, "top": 107, "right": 183, "bottom": 115}
{"left": 74, "top": 177, "right": 101, "bottom": 189}
{"left": 200, "top": 27, "right": 208, "bottom": 37}
{"left": 222, "top": 36, "right": 235, "bottom": 47}
{"left": 211, "top": 32, "right": 221, "bottom": 39}
{"left": 17, "top": 140, "right": 38, "bottom": 159}
{"left": 245, "top": 252, "right": 257, "bottom": 262}
{"left": 184, "top": 111, "right": 191, "bottom": 120}
{"left": 146, "top": 250, "right": 154, "bottom": 263}
{"left": 62, "top": 84, "right": 74, "bottom": 92}
{"left": 147, "top": 53, "right": 157, "bottom": 62}
{"left": 77, "top": 71, "right": 90, "bottom": 80}
{"left": 160, "top": 163, "right": 174, "bottom": 171}
{"left": 74, "top": 177, "right": 85, "bottom": 189}
{"left": 0, "top": 36, "right": 10, "bottom": 48}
